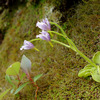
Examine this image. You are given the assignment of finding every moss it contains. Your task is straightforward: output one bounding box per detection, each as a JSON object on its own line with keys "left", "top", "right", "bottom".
{"left": 0, "top": 0, "right": 100, "bottom": 99}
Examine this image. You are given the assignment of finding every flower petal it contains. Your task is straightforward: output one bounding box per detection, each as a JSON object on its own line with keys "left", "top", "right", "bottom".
{"left": 44, "top": 18, "right": 51, "bottom": 30}
{"left": 36, "top": 34, "right": 47, "bottom": 41}
{"left": 36, "top": 31, "right": 50, "bottom": 41}
{"left": 36, "top": 22, "right": 48, "bottom": 31}
{"left": 40, "top": 31, "right": 50, "bottom": 41}
{"left": 20, "top": 40, "right": 34, "bottom": 50}
{"left": 36, "top": 18, "right": 51, "bottom": 31}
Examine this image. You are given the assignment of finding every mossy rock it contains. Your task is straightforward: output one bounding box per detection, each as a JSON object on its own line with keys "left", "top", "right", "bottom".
{"left": 0, "top": 0, "right": 100, "bottom": 99}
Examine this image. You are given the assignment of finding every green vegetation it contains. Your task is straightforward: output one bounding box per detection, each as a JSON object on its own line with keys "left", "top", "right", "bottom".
{"left": 0, "top": 0, "right": 100, "bottom": 99}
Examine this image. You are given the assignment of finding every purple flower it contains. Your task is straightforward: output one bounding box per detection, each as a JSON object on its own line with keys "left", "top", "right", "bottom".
{"left": 36, "top": 31, "right": 50, "bottom": 41}
{"left": 20, "top": 40, "right": 34, "bottom": 50}
{"left": 36, "top": 18, "right": 51, "bottom": 31}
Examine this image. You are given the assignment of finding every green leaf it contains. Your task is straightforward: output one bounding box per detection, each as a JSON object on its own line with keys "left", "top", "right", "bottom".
{"left": 15, "top": 93, "right": 20, "bottom": 97}
{"left": 0, "top": 88, "right": 11, "bottom": 100}
{"left": 34, "top": 74, "right": 43, "bottom": 82}
{"left": 91, "top": 66, "right": 100, "bottom": 82}
{"left": 20, "top": 73, "right": 26, "bottom": 80}
{"left": 5, "top": 75, "right": 15, "bottom": 87}
{"left": 10, "top": 88, "right": 14, "bottom": 94}
{"left": 92, "top": 51, "right": 100, "bottom": 65}
{"left": 21, "top": 55, "right": 31, "bottom": 73}
{"left": 6, "top": 62, "right": 20, "bottom": 76}
{"left": 78, "top": 64, "right": 94, "bottom": 77}
{"left": 78, "top": 69, "right": 91, "bottom": 77}
{"left": 28, "top": 29, "right": 31, "bottom": 35}
{"left": 14, "top": 82, "right": 29, "bottom": 95}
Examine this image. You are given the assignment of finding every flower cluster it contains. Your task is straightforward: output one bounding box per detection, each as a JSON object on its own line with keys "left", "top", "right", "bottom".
{"left": 36, "top": 18, "right": 51, "bottom": 41}
{"left": 20, "top": 18, "right": 51, "bottom": 51}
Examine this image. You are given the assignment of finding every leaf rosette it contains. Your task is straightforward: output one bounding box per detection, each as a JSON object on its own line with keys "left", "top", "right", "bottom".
{"left": 78, "top": 51, "right": 100, "bottom": 82}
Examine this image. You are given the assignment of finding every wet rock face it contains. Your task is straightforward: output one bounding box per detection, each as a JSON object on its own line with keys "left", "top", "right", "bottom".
{"left": 0, "top": 0, "right": 24, "bottom": 13}
{"left": 0, "top": 29, "right": 5, "bottom": 44}
{"left": 0, "top": 0, "right": 15, "bottom": 13}
{"left": 0, "top": 33, "right": 3, "bottom": 44}
{"left": 0, "top": 0, "right": 24, "bottom": 6}
{"left": 53, "top": 0, "right": 81, "bottom": 22}
{"left": 59, "top": 0, "right": 80, "bottom": 10}
{"left": 0, "top": 0, "right": 15, "bottom": 8}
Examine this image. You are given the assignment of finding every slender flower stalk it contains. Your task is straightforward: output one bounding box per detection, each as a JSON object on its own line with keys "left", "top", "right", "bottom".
{"left": 75, "top": 49, "right": 97, "bottom": 68}
{"left": 51, "top": 39, "right": 70, "bottom": 48}
{"left": 48, "top": 22, "right": 97, "bottom": 68}
{"left": 50, "top": 22, "right": 67, "bottom": 37}
{"left": 34, "top": 47, "right": 39, "bottom": 51}
{"left": 48, "top": 41, "right": 53, "bottom": 47}
{"left": 48, "top": 31, "right": 66, "bottom": 38}
{"left": 51, "top": 36, "right": 97, "bottom": 68}
{"left": 48, "top": 31, "right": 76, "bottom": 51}
{"left": 37, "top": 18, "right": 98, "bottom": 71}
{"left": 50, "top": 32, "right": 97, "bottom": 68}
{"left": 52, "top": 39, "right": 97, "bottom": 68}
{"left": 29, "top": 38, "right": 41, "bottom": 42}
{"left": 36, "top": 19, "right": 97, "bottom": 68}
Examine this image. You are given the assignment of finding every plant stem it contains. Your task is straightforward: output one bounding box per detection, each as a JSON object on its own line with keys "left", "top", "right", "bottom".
{"left": 51, "top": 39, "right": 97, "bottom": 68}
{"left": 50, "top": 22, "right": 67, "bottom": 37}
{"left": 29, "top": 76, "right": 39, "bottom": 100}
{"left": 50, "top": 22, "right": 97, "bottom": 68}
{"left": 48, "top": 31, "right": 66, "bottom": 38}
{"left": 29, "top": 38, "right": 41, "bottom": 42}
{"left": 75, "top": 49, "right": 97, "bottom": 68}
{"left": 17, "top": 74, "right": 21, "bottom": 87}
{"left": 48, "top": 31, "right": 76, "bottom": 51}
{"left": 48, "top": 41, "right": 53, "bottom": 47}
{"left": 65, "top": 38, "right": 97, "bottom": 68}
{"left": 51, "top": 39, "right": 70, "bottom": 48}
{"left": 34, "top": 47, "right": 39, "bottom": 51}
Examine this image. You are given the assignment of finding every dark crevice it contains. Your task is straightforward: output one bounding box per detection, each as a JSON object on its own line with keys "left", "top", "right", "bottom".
{"left": 0, "top": 0, "right": 26, "bottom": 14}
{"left": 0, "top": 30, "right": 4, "bottom": 44}
{"left": 52, "top": 0, "right": 83, "bottom": 22}
{"left": 0, "top": 0, "right": 27, "bottom": 44}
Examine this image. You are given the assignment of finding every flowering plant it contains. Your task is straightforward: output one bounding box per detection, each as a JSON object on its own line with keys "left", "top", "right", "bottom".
{"left": 1, "top": 18, "right": 99, "bottom": 100}
{"left": 22, "top": 18, "right": 100, "bottom": 83}
{"left": 1, "top": 55, "right": 42, "bottom": 100}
